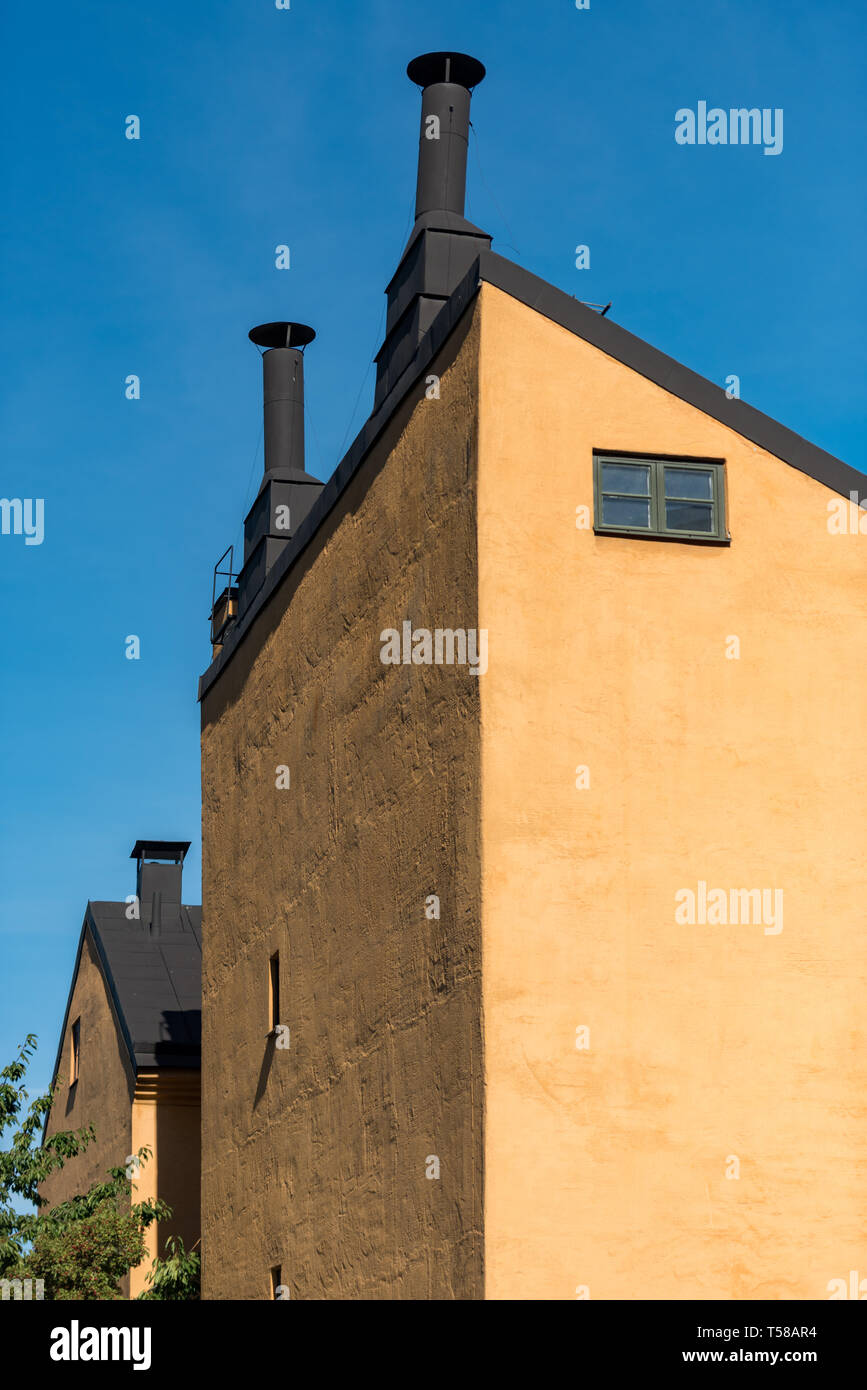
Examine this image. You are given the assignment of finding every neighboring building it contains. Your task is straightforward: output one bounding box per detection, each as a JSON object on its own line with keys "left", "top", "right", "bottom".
{"left": 198, "top": 53, "right": 866, "bottom": 1299}
{"left": 42, "top": 841, "right": 201, "bottom": 1298}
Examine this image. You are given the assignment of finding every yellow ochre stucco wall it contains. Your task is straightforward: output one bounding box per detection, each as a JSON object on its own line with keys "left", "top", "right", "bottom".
{"left": 130, "top": 1070, "right": 201, "bottom": 1298}
{"left": 476, "top": 282, "right": 867, "bottom": 1300}
{"left": 129, "top": 1081, "right": 158, "bottom": 1298}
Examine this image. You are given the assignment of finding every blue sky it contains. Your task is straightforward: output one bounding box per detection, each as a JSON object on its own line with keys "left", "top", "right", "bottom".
{"left": 1, "top": 0, "right": 865, "bottom": 1095}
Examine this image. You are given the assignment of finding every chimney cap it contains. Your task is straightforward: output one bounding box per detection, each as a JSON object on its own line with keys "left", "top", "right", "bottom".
{"left": 130, "top": 840, "right": 191, "bottom": 862}
{"left": 407, "top": 52, "right": 485, "bottom": 90}
{"left": 248, "top": 322, "right": 315, "bottom": 350}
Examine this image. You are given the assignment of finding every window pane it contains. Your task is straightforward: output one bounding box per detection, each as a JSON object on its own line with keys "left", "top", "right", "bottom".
{"left": 602, "top": 495, "right": 651, "bottom": 528}
{"left": 601, "top": 463, "right": 650, "bottom": 495}
{"left": 664, "top": 467, "right": 713, "bottom": 499}
{"left": 665, "top": 500, "right": 714, "bottom": 532}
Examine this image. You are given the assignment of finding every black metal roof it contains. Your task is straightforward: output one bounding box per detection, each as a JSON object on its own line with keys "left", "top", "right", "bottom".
{"left": 200, "top": 249, "right": 866, "bottom": 701}
{"left": 47, "top": 901, "right": 202, "bottom": 1096}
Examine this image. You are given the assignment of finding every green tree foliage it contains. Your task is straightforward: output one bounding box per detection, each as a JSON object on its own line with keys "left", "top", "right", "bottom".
{"left": 0, "top": 1035, "right": 170, "bottom": 1298}
{"left": 138, "top": 1235, "right": 201, "bottom": 1300}
{"left": 21, "top": 1196, "right": 156, "bottom": 1300}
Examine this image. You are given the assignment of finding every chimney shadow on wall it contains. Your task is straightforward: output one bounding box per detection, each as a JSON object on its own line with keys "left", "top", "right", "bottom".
{"left": 253, "top": 1034, "right": 276, "bottom": 1109}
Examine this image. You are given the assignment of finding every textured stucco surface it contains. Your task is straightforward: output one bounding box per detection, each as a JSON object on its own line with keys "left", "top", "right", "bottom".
{"left": 41, "top": 933, "right": 201, "bottom": 1298}
{"left": 42, "top": 928, "right": 135, "bottom": 1205}
{"left": 476, "top": 283, "right": 867, "bottom": 1300}
{"left": 41, "top": 928, "right": 136, "bottom": 1295}
{"left": 200, "top": 307, "right": 483, "bottom": 1299}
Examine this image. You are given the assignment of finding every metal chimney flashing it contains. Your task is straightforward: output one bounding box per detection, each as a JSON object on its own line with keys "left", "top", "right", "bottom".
{"left": 382, "top": 219, "right": 489, "bottom": 333}
{"left": 390, "top": 209, "right": 490, "bottom": 274}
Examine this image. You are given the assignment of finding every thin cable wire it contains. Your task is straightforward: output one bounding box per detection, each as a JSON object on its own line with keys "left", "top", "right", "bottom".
{"left": 230, "top": 350, "right": 266, "bottom": 569}
{"left": 335, "top": 192, "right": 416, "bottom": 459}
{"left": 468, "top": 122, "right": 522, "bottom": 258}
{"left": 336, "top": 299, "right": 387, "bottom": 459}
{"left": 304, "top": 391, "right": 324, "bottom": 480}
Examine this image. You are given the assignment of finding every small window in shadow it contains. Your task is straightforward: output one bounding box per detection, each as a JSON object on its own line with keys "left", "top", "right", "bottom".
{"left": 69, "top": 1018, "right": 80, "bottom": 1087}
{"left": 268, "top": 952, "right": 280, "bottom": 1034}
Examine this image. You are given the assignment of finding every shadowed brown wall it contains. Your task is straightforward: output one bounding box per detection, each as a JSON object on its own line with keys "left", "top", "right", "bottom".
{"left": 200, "top": 306, "right": 484, "bottom": 1299}
{"left": 42, "top": 929, "right": 135, "bottom": 1207}
{"left": 41, "top": 928, "right": 135, "bottom": 1295}
{"left": 42, "top": 930, "right": 201, "bottom": 1298}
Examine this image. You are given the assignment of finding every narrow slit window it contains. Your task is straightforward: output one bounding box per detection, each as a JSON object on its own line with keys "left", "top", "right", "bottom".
{"left": 70, "top": 1018, "right": 80, "bottom": 1086}
{"left": 268, "top": 952, "right": 280, "bottom": 1034}
{"left": 270, "top": 1264, "right": 282, "bottom": 1299}
{"left": 594, "top": 455, "right": 727, "bottom": 540}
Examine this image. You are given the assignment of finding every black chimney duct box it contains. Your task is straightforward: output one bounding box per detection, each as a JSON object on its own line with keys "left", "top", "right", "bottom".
{"left": 130, "top": 840, "right": 190, "bottom": 932}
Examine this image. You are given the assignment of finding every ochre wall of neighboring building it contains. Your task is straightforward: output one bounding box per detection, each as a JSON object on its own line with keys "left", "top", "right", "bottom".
{"left": 130, "top": 1070, "right": 201, "bottom": 1297}
{"left": 476, "top": 282, "right": 867, "bottom": 1300}
{"left": 200, "top": 308, "right": 484, "bottom": 1299}
{"left": 42, "top": 927, "right": 135, "bottom": 1208}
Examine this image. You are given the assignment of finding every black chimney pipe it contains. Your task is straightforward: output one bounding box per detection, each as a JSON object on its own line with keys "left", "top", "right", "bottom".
{"left": 249, "top": 321, "right": 315, "bottom": 479}
{"left": 235, "top": 322, "right": 324, "bottom": 614}
{"left": 372, "top": 52, "right": 490, "bottom": 411}
{"left": 408, "top": 52, "right": 486, "bottom": 221}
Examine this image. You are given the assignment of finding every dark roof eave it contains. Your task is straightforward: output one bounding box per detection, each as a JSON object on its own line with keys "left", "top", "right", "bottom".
{"left": 479, "top": 250, "right": 864, "bottom": 501}
{"left": 84, "top": 907, "right": 139, "bottom": 1074}
{"left": 199, "top": 251, "right": 865, "bottom": 701}
{"left": 134, "top": 1051, "right": 202, "bottom": 1069}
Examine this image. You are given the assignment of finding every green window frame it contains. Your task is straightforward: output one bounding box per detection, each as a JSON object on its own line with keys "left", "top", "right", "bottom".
{"left": 593, "top": 454, "right": 728, "bottom": 541}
